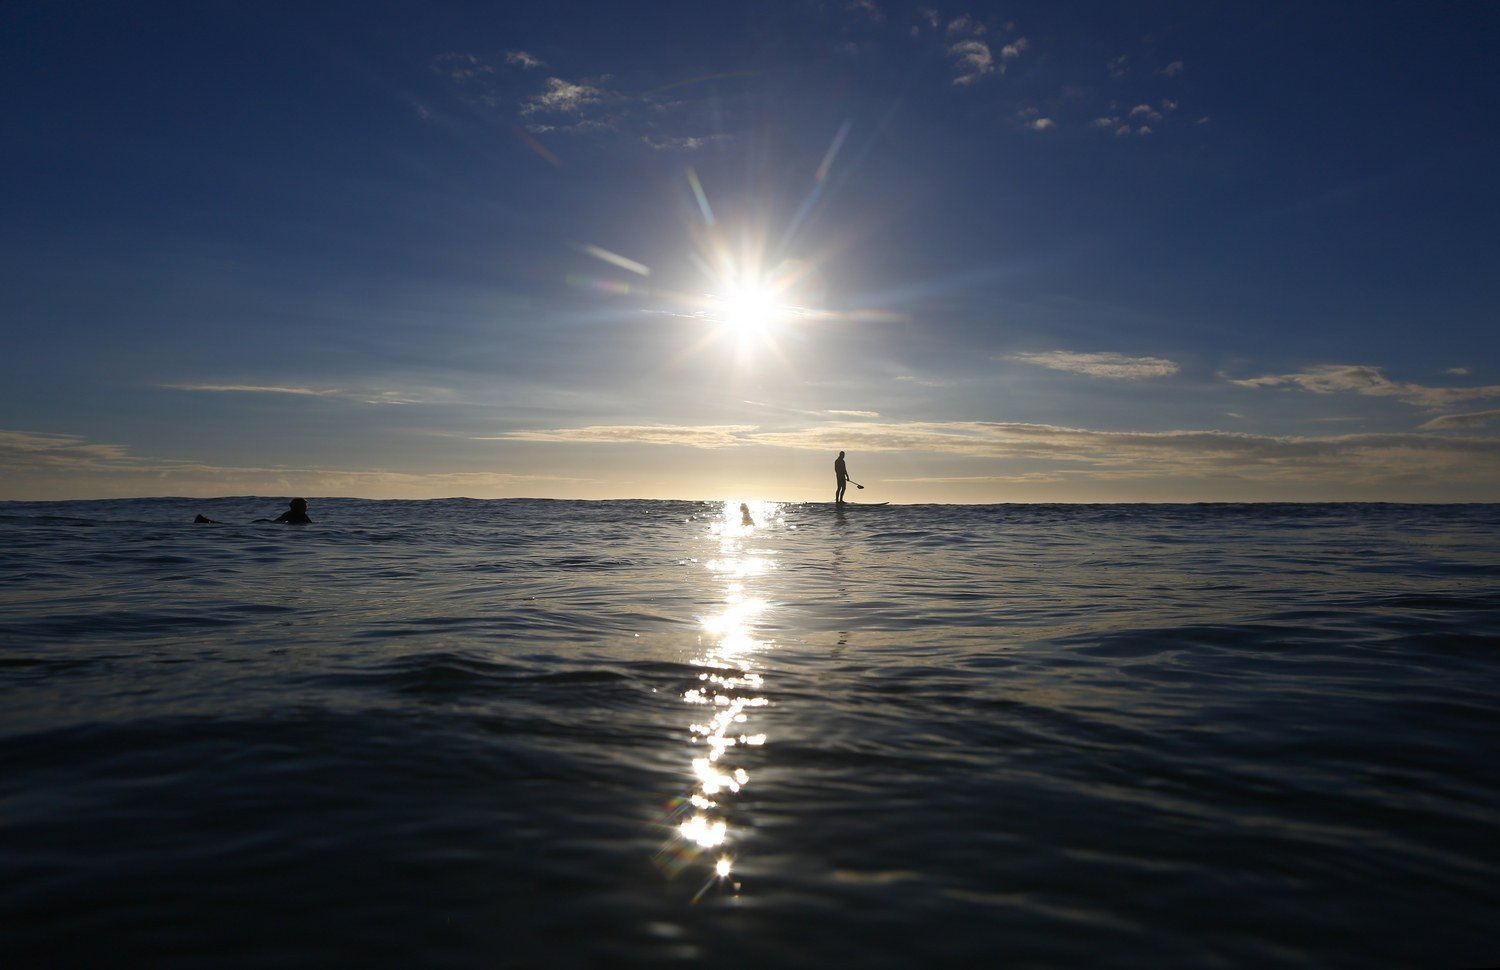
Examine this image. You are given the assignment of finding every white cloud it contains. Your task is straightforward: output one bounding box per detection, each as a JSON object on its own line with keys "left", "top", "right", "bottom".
{"left": 487, "top": 420, "right": 1500, "bottom": 490}
{"left": 0, "top": 429, "right": 134, "bottom": 467}
{"left": 161, "top": 383, "right": 342, "bottom": 397}
{"left": 640, "top": 133, "right": 723, "bottom": 151}
{"left": 1230, "top": 364, "right": 1500, "bottom": 410}
{"left": 1000, "top": 37, "right": 1029, "bottom": 59}
{"left": 0, "top": 429, "right": 584, "bottom": 499}
{"left": 494, "top": 424, "right": 756, "bottom": 448}
{"left": 946, "top": 14, "right": 981, "bottom": 35}
{"left": 848, "top": 0, "right": 884, "bottom": 23}
{"left": 522, "top": 77, "right": 607, "bottom": 116}
{"left": 948, "top": 39, "right": 997, "bottom": 84}
{"left": 1011, "top": 351, "right": 1180, "bottom": 380}
{"left": 1447, "top": 366, "right": 1471, "bottom": 376}
{"left": 885, "top": 472, "right": 1069, "bottom": 485}
{"left": 159, "top": 384, "right": 426, "bottom": 405}
{"left": 1107, "top": 55, "right": 1129, "bottom": 78}
{"left": 1159, "top": 60, "right": 1185, "bottom": 78}
{"left": 496, "top": 419, "right": 1499, "bottom": 473}
{"left": 827, "top": 409, "right": 881, "bottom": 418}
{"left": 505, "top": 50, "right": 545, "bottom": 70}
{"left": 1418, "top": 409, "right": 1500, "bottom": 431}
{"left": 1025, "top": 118, "right": 1055, "bottom": 131}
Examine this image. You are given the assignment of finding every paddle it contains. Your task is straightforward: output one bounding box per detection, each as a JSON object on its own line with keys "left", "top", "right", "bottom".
{"left": 848, "top": 480, "right": 865, "bottom": 490}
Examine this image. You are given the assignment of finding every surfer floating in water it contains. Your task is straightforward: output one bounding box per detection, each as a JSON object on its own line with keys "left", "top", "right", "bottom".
{"left": 272, "top": 498, "right": 312, "bottom": 524}
{"left": 740, "top": 503, "right": 754, "bottom": 526}
{"left": 196, "top": 498, "right": 311, "bottom": 524}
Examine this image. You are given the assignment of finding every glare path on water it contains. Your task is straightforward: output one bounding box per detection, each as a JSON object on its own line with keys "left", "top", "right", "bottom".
{"left": 656, "top": 501, "right": 783, "bottom": 900}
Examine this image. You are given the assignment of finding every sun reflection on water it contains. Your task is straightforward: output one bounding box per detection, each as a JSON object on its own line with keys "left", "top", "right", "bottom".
{"left": 657, "top": 500, "right": 782, "bottom": 898}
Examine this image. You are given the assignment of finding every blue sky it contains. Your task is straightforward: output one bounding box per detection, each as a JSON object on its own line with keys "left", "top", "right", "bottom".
{"left": 3, "top": 1, "right": 1498, "bottom": 502}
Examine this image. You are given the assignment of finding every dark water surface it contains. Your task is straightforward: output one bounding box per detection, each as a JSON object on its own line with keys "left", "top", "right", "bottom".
{"left": 2, "top": 498, "right": 1498, "bottom": 967}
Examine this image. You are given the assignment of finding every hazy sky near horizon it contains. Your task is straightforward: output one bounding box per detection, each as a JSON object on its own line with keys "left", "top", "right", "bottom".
{"left": 3, "top": 1, "right": 1498, "bottom": 502}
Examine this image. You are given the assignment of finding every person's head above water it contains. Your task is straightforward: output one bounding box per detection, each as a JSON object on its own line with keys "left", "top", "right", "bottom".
{"left": 270, "top": 497, "right": 312, "bottom": 524}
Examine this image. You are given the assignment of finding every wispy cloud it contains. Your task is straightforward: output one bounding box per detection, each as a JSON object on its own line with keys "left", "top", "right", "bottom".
{"left": 432, "top": 52, "right": 742, "bottom": 152}
{"left": 1090, "top": 99, "right": 1177, "bottom": 137}
{"left": 948, "top": 39, "right": 997, "bottom": 85}
{"left": 161, "top": 383, "right": 343, "bottom": 397}
{"left": 1159, "top": 60, "right": 1184, "bottom": 78}
{"left": 11, "top": 420, "right": 1499, "bottom": 499}
{"left": 490, "top": 424, "right": 757, "bottom": 448}
{"left": 946, "top": 15, "right": 984, "bottom": 35}
{"left": 1011, "top": 351, "right": 1180, "bottom": 379}
{"left": 827, "top": 409, "right": 881, "bottom": 418}
{"left": 493, "top": 419, "right": 1500, "bottom": 486}
{"left": 521, "top": 77, "right": 608, "bottom": 116}
{"left": 1230, "top": 364, "right": 1500, "bottom": 410}
{"left": 0, "top": 429, "right": 134, "bottom": 467}
{"left": 505, "top": 50, "right": 545, "bottom": 70}
{"left": 1418, "top": 409, "right": 1500, "bottom": 431}
{"left": 159, "top": 383, "right": 428, "bottom": 405}
{"left": 0, "top": 429, "right": 586, "bottom": 499}
{"left": 886, "top": 472, "right": 1070, "bottom": 485}
{"left": 430, "top": 52, "right": 494, "bottom": 83}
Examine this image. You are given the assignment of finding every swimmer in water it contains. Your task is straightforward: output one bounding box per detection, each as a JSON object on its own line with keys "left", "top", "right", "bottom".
{"left": 740, "top": 503, "right": 754, "bottom": 526}
{"left": 273, "top": 498, "right": 312, "bottom": 524}
{"left": 197, "top": 498, "right": 312, "bottom": 524}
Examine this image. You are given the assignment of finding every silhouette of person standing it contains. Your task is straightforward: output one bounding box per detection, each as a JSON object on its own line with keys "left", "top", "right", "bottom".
{"left": 740, "top": 503, "right": 755, "bottom": 526}
{"left": 834, "top": 451, "right": 850, "bottom": 504}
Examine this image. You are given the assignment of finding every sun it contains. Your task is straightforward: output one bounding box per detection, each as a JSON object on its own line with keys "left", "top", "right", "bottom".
{"left": 717, "top": 281, "right": 783, "bottom": 339}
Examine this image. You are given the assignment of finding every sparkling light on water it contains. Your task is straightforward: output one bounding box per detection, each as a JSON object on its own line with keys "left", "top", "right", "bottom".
{"left": 661, "top": 501, "right": 781, "bottom": 894}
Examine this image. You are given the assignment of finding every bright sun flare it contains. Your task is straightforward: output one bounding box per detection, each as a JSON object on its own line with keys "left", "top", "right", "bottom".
{"left": 717, "top": 281, "right": 783, "bottom": 338}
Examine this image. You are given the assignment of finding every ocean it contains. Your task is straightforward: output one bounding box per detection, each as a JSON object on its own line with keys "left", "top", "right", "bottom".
{"left": 2, "top": 497, "right": 1498, "bottom": 967}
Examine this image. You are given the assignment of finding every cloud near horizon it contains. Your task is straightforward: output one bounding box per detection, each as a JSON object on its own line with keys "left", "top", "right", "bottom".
{"left": 490, "top": 424, "right": 757, "bottom": 448}
{"left": 7, "top": 419, "right": 1500, "bottom": 500}
{"left": 1230, "top": 364, "right": 1500, "bottom": 409}
{"left": 492, "top": 419, "right": 1500, "bottom": 485}
{"left": 0, "top": 429, "right": 588, "bottom": 500}
{"left": 161, "top": 383, "right": 342, "bottom": 397}
{"left": 1011, "top": 351, "right": 1180, "bottom": 379}
{"left": 1417, "top": 409, "right": 1500, "bottom": 431}
{"left": 159, "top": 383, "right": 430, "bottom": 405}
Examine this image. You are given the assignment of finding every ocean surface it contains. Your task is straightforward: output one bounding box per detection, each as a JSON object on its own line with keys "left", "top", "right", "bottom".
{"left": 2, "top": 497, "right": 1498, "bottom": 967}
